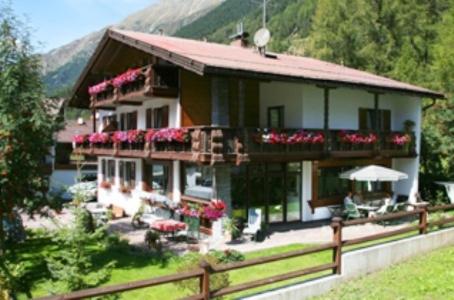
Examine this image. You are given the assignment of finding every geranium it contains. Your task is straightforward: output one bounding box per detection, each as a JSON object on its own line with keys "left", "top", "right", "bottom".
{"left": 73, "top": 134, "right": 87, "bottom": 145}
{"left": 111, "top": 131, "right": 127, "bottom": 144}
{"left": 127, "top": 130, "right": 145, "bottom": 144}
{"left": 152, "top": 128, "right": 189, "bottom": 143}
{"left": 178, "top": 203, "right": 201, "bottom": 218}
{"left": 391, "top": 133, "right": 411, "bottom": 145}
{"left": 112, "top": 68, "right": 142, "bottom": 88}
{"left": 88, "top": 80, "right": 111, "bottom": 96}
{"left": 260, "top": 130, "right": 288, "bottom": 144}
{"left": 203, "top": 199, "right": 226, "bottom": 221}
{"left": 338, "top": 131, "right": 378, "bottom": 144}
{"left": 145, "top": 129, "right": 156, "bottom": 143}
{"left": 88, "top": 132, "right": 110, "bottom": 144}
{"left": 287, "top": 130, "right": 325, "bottom": 144}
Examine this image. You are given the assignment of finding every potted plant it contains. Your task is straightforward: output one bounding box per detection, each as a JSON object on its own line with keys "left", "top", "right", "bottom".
{"left": 404, "top": 120, "right": 415, "bottom": 133}
{"left": 224, "top": 217, "right": 241, "bottom": 242}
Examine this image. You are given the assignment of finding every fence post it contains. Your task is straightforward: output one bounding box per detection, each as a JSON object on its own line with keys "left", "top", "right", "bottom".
{"left": 331, "top": 217, "right": 343, "bottom": 275}
{"left": 419, "top": 204, "right": 429, "bottom": 235}
{"left": 199, "top": 260, "right": 211, "bottom": 300}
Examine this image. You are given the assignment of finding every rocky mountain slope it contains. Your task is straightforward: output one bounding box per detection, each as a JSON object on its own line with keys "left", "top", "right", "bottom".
{"left": 43, "top": 0, "right": 224, "bottom": 94}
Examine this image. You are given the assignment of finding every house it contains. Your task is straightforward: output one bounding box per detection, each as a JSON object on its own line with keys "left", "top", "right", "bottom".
{"left": 48, "top": 119, "right": 97, "bottom": 193}
{"left": 68, "top": 28, "right": 443, "bottom": 236}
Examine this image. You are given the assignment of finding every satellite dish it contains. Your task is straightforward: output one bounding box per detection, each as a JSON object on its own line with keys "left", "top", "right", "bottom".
{"left": 254, "top": 28, "right": 270, "bottom": 48}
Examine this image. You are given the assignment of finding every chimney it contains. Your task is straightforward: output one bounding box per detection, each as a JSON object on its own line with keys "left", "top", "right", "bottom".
{"left": 229, "top": 23, "right": 249, "bottom": 48}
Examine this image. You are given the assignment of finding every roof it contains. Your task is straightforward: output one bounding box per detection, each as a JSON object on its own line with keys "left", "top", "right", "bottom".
{"left": 57, "top": 120, "right": 92, "bottom": 143}
{"left": 71, "top": 29, "right": 444, "bottom": 106}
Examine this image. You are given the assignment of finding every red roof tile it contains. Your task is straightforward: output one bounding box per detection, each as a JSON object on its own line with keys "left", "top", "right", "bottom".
{"left": 113, "top": 29, "right": 443, "bottom": 98}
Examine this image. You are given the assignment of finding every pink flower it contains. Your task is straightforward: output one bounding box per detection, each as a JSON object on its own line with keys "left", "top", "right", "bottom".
{"left": 73, "top": 134, "right": 87, "bottom": 145}
{"left": 127, "top": 130, "right": 145, "bottom": 144}
{"left": 152, "top": 128, "right": 189, "bottom": 143}
{"left": 88, "top": 133, "right": 110, "bottom": 144}
{"left": 145, "top": 129, "right": 156, "bottom": 143}
{"left": 112, "top": 68, "right": 141, "bottom": 88}
{"left": 391, "top": 134, "right": 411, "bottom": 145}
{"left": 204, "top": 199, "right": 227, "bottom": 221}
{"left": 338, "top": 131, "right": 378, "bottom": 144}
{"left": 287, "top": 130, "right": 325, "bottom": 144}
{"left": 111, "top": 131, "right": 127, "bottom": 144}
{"left": 88, "top": 80, "right": 111, "bottom": 96}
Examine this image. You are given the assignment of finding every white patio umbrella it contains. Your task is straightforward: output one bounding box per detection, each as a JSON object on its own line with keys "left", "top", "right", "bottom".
{"left": 339, "top": 165, "right": 408, "bottom": 182}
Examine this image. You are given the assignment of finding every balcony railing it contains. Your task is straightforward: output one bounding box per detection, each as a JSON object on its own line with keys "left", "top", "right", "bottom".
{"left": 89, "top": 65, "right": 178, "bottom": 109}
{"left": 73, "top": 128, "right": 416, "bottom": 164}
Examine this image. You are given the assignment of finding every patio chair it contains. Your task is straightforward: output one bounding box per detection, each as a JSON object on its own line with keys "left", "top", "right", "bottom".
{"left": 344, "top": 203, "right": 362, "bottom": 220}
{"left": 243, "top": 208, "right": 262, "bottom": 240}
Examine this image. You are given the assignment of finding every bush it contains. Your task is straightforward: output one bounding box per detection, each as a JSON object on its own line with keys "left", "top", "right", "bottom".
{"left": 209, "top": 249, "right": 245, "bottom": 264}
{"left": 144, "top": 230, "right": 162, "bottom": 252}
{"left": 174, "top": 253, "right": 230, "bottom": 294}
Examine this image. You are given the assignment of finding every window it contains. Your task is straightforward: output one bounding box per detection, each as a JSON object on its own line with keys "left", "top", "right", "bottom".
{"left": 119, "top": 161, "right": 136, "bottom": 188}
{"left": 144, "top": 162, "right": 170, "bottom": 195}
{"left": 268, "top": 106, "right": 284, "bottom": 128}
{"left": 102, "top": 115, "right": 117, "bottom": 132}
{"left": 183, "top": 163, "right": 213, "bottom": 199}
{"left": 119, "top": 111, "right": 137, "bottom": 131}
{"left": 359, "top": 108, "right": 391, "bottom": 132}
{"left": 318, "top": 166, "right": 352, "bottom": 199}
{"left": 144, "top": 106, "right": 169, "bottom": 129}
{"left": 102, "top": 159, "right": 116, "bottom": 183}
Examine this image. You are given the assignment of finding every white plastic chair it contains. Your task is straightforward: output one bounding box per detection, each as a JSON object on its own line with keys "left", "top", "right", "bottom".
{"left": 243, "top": 208, "right": 262, "bottom": 238}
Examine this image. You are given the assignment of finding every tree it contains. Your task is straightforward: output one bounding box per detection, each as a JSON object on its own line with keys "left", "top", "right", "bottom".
{"left": 0, "top": 4, "right": 60, "bottom": 251}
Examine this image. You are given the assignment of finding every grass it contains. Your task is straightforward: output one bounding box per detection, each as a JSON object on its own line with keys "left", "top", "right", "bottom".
{"left": 18, "top": 235, "right": 333, "bottom": 300}
{"left": 16, "top": 210, "right": 454, "bottom": 299}
{"left": 314, "top": 245, "right": 454, "bottom": 300}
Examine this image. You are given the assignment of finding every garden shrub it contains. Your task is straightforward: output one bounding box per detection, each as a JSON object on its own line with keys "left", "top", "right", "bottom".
{"left": 209, "top": 249, "right": 245, "bottom": 264}
{"left": 174, "top": 252, "right": 230, "bottom": 294}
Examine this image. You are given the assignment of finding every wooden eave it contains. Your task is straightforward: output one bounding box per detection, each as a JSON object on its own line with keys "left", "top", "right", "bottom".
{"left": 70, "top": 29, "right": 445, "bottom": 109}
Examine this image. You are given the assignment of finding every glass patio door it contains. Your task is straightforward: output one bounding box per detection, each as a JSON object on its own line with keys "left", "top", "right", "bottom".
{"left": 267, "top": 164, "right": 285, "bottom": 223}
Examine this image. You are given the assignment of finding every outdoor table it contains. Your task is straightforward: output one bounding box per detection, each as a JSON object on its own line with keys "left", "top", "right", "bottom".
{"left": 357, "top": 205, "right": 379, "bottom": 217}
{"left": 151, "top": 219, "right": 186, "bottom": 238}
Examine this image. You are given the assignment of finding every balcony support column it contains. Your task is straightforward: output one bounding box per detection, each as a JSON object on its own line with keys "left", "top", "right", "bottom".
{"left": 373, "top": 92, "right": 380, "bottom": 132}
{"left": 92, "top": 109, "right": 97, "bottom": 133}
{"left": 318, "top": 85, "right": 336, "bottom": 153}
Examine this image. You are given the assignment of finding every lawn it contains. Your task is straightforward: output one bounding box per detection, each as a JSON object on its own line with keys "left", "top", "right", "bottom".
{"left": 18, "top": 233, "right": 332, "bottom": 300}
{"left": 314, "top": 245, "right": 454, "bottom": 300}
{"left": 17, "top": 211, "right": 454, "bottom": 299}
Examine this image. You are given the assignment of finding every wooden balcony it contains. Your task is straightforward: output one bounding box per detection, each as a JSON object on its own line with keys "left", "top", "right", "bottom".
{"left": 74, "top": 128, "right": 416, "bottom": 164}
{"left": 89, "top": 65, "right": 178, "bottom": 109}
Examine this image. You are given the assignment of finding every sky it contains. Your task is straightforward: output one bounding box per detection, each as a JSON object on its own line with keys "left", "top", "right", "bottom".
{"left": 10, "top": 0, "right": 156, "bottom": 53}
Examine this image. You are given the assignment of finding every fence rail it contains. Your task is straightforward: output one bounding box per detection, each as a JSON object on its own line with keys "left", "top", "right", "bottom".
{"left": 35, "top": 203, "right": 454, "bottom": 300}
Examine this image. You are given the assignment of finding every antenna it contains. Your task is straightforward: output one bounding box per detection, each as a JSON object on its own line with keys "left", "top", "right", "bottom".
{"left": 262, "top": 0, "right": 267, "bottom": 28}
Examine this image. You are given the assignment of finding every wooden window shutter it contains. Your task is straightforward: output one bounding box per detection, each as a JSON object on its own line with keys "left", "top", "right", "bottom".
{"left": 162, "top": 105, "right": 169, "bottom": 128}
{"left": 101, "top": 160, "right": 106, "bottom": 181}
{"left": 382, "top": 110, "right": 391, "bottom": 132}
{"left": 146, "top": 108, "right": 153, "bottom": 129}
{"left": 358, "top": 108, "right": 368, "bottom": 130}
{"left": 119, "top": 161, "right": 124, "bottom": 186}
{"left": 130, "top": 162, "right": 136, "bottom": 187}
{"left": 131, "top": 111, "right": 138, "bottom": 130}
{"left": 120, "top": 113, "right": 126, "bottom": 131}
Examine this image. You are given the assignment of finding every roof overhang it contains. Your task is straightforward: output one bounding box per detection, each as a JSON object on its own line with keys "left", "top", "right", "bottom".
{"left": 70, "top": 29, "right": 445, "bottom": 108}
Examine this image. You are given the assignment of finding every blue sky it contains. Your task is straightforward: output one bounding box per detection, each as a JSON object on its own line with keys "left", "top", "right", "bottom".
{"left": 11, "top": 0, "right": 156, "bottom": 53}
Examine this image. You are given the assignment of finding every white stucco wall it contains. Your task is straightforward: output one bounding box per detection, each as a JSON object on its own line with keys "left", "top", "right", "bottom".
{"left": 260, "top": 81, "right": 423, "bottom": 221}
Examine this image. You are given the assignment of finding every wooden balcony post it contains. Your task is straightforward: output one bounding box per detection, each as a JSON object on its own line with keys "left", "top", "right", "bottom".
{"left": 144, "top": 65, "right": 154, "bottom": 96}
{"left": 211, "top": 129, "right": 225, "bottom": 165}
{"left": 331, "top": 217, "right": 343, "bottom": 275}
{"left": 419, "top": 204, "right": 429, "bottom": 235}
{"left": 199, "top": 260, "right": 211, "bottom": 300}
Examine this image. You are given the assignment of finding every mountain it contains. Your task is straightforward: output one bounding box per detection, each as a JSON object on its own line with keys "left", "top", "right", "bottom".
{"left": 42, "top": 0, "right": 224, "bottom": 95}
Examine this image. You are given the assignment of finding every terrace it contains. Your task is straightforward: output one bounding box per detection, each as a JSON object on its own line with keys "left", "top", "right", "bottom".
{"left": 73, "top": 127, "right": 416, "bottom": 164}
{"left": 88, "top": 64, "right": 179, "bottom": 109}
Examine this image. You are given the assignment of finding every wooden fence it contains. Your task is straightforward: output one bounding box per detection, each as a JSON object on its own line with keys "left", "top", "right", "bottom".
{"left": 36, "top": 203, "right": 454, "bottom": 300}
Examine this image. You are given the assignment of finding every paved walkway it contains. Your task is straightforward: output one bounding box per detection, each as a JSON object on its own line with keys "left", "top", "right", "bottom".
{"left": 22, "top": 210, "right": 409, "bottom": 254}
